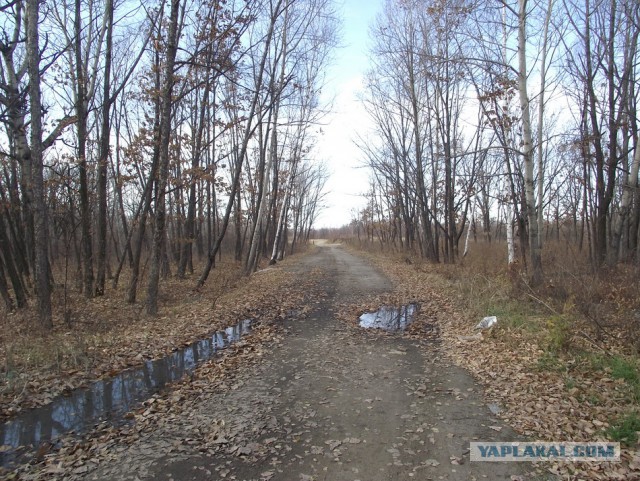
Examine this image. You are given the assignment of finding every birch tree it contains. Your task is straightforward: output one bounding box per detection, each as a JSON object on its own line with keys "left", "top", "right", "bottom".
{"left": 516, "top": 0, "right": 543, "bottom": 285}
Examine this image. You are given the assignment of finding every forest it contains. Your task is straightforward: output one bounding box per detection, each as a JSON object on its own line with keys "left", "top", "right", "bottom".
{"left": 2, "top": 0, "right": 639, "bottom": 328}
{"left": 1, "top": 0, "right": 640, "bottom": 479}
{"left": 351, "top": 0, "right": 639, "bottom": 282}
{"left": 0, "top": 0, "right": 335, "bottom": 324}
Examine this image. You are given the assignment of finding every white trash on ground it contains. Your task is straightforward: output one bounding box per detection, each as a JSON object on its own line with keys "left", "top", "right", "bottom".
{"left": 475, "top": 316, "right": 497, "bottom": 330}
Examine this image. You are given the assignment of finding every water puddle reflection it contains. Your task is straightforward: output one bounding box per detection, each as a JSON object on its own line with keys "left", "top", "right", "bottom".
{"left": 0, "top": 319, "right": 252, "bottom": 467}
{"left": 359, "top": 304, "right": 418, "bottom": 331}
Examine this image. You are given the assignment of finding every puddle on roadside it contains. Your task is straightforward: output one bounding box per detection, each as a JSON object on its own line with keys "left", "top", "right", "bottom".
{"left": 0, "top": 319, "right": 253, "bottom": 467}
{"left": 359, "top": 304, "right": 419, "bottom": 332}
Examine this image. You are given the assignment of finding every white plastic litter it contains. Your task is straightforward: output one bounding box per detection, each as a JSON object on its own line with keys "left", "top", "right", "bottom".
{"left": 475, "top": 316, "right": 497, "bottom": 330}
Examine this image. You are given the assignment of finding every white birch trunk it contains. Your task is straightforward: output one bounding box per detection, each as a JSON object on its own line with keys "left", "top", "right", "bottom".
{"left": 610, "top": 142, "right": 640, "bottom": 261}
{"left": 518, "top": 0, "right": 543, "bottom": 284}
{"left": 463, "top": 201, "right": 475, "bottom": 258}
{"left": 506, "top": 202, "right": 516, "bottom": 265}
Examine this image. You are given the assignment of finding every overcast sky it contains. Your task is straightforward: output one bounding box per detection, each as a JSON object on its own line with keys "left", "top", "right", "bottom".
{"left": 314, "top": 0, "right": 385, "bottom": 228}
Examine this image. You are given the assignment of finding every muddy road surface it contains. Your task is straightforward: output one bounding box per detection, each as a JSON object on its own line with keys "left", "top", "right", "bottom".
{"left": 83, "top": 244, "right": 543, "bottom": 481}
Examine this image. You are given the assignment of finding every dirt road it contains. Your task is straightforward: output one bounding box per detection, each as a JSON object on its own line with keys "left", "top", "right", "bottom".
{"left": 83, "top": 244, "right": 544, "bottom": 481}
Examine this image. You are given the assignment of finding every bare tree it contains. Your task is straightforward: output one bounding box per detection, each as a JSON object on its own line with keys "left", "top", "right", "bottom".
{"left": 25, "top": 0, "right": 52, "bottom": 326}
{"left": 146, "top": 0, "right": 182, "bottom": 315}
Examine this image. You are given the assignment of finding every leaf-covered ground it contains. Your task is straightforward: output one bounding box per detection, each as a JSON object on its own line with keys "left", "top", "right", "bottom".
{"left": 4, "top": 243, "right": 543, "bottom": 480}
{"left": 4, "top": 244, "right": 636, "bottom": 480}
{"left": 0, "top": 258, "right": 314, "bottom": 422}
{"left": 349, "top": 247, "right": 640, "bottom": 480}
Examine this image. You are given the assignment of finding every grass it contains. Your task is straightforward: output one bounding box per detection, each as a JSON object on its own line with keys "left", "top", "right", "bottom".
{"left": 478, "top": 299, "right": 540, "bottom": 331}
{"left": 609, "top": 356, "right": 640, "bottom": 403}
{"left": 586, "top": 393, "right": 604, "bottom": 406}
{"left": 536, "top": 351, "right": 567, "bottom": 372}
{"left": 606, "top": 412, "right": 640, "bottom": 446}
{"left": 610, "top": 356, "right": 640, "bottom": 384}
{"left": 2, "top": 328, "right": 97, "bottom": 383}
{"left": 564, "top": 376, "right": 577, "bottom": 390}
{"left": 432, "top": 261, "right": 546, "bottom": 335}
{"left": 545, "top": 315, "right": 572, "bottom": 353}
{"left": 580, "top": 353, "right": 640, "bottom": 402}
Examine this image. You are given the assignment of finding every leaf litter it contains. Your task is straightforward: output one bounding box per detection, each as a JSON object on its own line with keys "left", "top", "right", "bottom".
{"left": 1, "top": 260, "right": 324, "bottom": 480}
{"left": 9, "top": 245, "right": 633, "bottom": 480}
{"left": 345, "top": 248, "right": 640, "bottom": 480}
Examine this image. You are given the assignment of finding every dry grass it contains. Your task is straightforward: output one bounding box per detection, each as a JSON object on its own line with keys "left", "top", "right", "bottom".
{"left": 2, "top": 258, "right": 240, "bottom": 367}
{"left": 348, "top": 238, "right": 640, "bottom": 353}
{"left": 347, "top": 236, "right": 640, "bottom": 377}
{"left": 460, "top": 240, "right": 640, "bottom": 353}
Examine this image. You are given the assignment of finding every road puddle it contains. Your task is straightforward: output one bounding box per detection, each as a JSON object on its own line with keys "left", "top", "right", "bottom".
{"left": 0, "top": 319, "right": 252, "bottom": 467}
{"left": 359, "top": 304, "right": 418, "bottom": 331}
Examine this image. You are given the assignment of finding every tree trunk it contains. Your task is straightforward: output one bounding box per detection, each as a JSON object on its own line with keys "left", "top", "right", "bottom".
{"left": 0, "top": 212, "right": 27, "bottom": 307}
{"left": 96, "top": 0, "right": 114, "bottom": 296}
{"left": 247, "top": 116, "right": 281, "bottom": 273}
{"left": 75, "top": 0, "right": 94, "bottom": 298}
{"left": 26, "top": 0, "right": 52, "bottom": 328}
{"left": 178, "top": 68, "right": 212, "bottom": 278}
{"left": 536, "top": 0, "right": 554, "bottom": 249}
{"left": 610, "top": 140, "right": 640, "bottom": 263}
{"left": 234, "top": 177, "right": 243, "bottom": 261}
{"left": 112, "top": 117, "right": 134, "bottom": 270}
{"left": 0, "top": 257, "right": 14, "bottom": 312}
{"left": 126, "top": 12, "right": 165, "bottom": 303}
{"left": 270, "top": 168, "right": 293, "bottom": 264}
{"left": 518, "top": 0, "right": 543, "bottom": 285}
{"left": 146, "top": 0, "right": 181, "bottom": 315}
{"left": 1, "top": 22, "right": 35, "bottom": 281}
{"left": 506, "top": 201, "right": 516, "bottom": 265}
